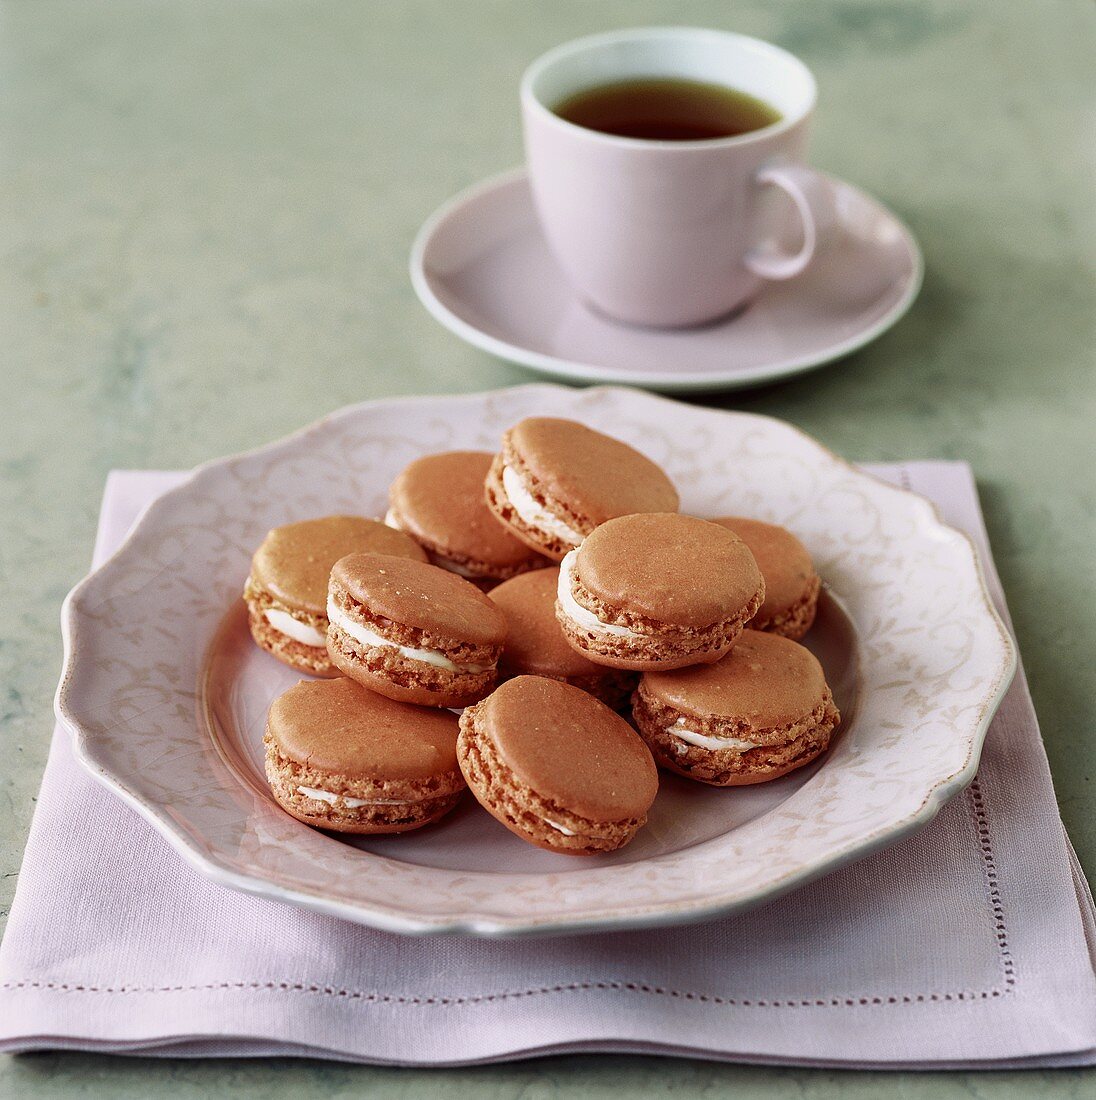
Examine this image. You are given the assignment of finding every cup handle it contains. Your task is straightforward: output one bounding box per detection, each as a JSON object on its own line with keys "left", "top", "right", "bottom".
{"left": 744, "top": 163, "right": 835, "bottom": 281}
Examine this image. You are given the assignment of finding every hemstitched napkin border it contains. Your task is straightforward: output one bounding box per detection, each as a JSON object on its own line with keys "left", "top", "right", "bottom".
{"left": 0, "top": 463, "right": 1093, "bottom": 1068}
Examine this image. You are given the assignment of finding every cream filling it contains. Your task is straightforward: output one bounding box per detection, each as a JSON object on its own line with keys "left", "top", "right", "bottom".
{"left": 383, "top": 507, "right": 401, "bottom": 530}
{"left": 297, "top": 785, "right": 411, "bottom": 808}
{"left": 501, "top": 465, "right": 583, "bottom": 546}
{"left": 557, "top": 550, "right": 643, "bottom": 640}
{"left": 542, "top": 813, "right": 618, "bottom": 841}
{"left": 263, "top": 608, "right": 326, "bottom": 648}
{"left": 326, "top": 597, "right": 491, "bottom": 674}
{"left": 667, "top": 718, "right": 755, "bottom": 753}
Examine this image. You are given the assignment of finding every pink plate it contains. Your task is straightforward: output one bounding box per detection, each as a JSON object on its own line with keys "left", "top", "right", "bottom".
{"left": 58, "top": 387, "right": 1012, "bottom": 936}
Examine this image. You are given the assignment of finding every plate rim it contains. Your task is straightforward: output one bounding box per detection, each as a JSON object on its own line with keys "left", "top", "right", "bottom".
{"left": 56, "top": 384, "right": 1015, "bottom": 937}
{"left": 409, "top": 168, "right": 925, "bottom": 394}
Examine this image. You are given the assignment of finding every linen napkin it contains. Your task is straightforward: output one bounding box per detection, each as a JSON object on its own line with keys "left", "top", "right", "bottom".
{"left": 1, "top": 463, "right": 1094, "bottom": 1068}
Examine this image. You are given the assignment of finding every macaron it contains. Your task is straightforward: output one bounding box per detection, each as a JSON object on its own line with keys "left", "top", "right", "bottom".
{"left": 489, "top": 568, "right": 638, "bottom": 709}
{"left": 485, "top": 417, "right": 679, "bottom": 560}
{"left": 264, "top": 676, "right": 464, "bottom": 833}
{"left": 326, "top": 553, "right": 507, "bottom": 707}
{"left": 244, "top": 515, "right": 428, "bottom": 676}
{"left": 555, "top": 512, "right": 765, "bottom": 671}
{"left": 386, "top": 450, "right": 547, "bottom": 587}
{"left": 632, "top": 629, "right": 840, "bottom": 787}
{"left": 711, "top": 517, "right": 821, "bottom": 640}
{"left": 457, "top": 676, "right": 658, "bottom": 855}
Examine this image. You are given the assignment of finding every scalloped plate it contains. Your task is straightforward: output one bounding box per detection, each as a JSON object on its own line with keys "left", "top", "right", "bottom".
{"left": 57, "top": 385, "right": 1014, "bottom": 936}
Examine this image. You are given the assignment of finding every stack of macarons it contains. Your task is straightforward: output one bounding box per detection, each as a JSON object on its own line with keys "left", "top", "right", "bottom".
{"left": 246, "top": 416, "right": 839, "bottom": 856}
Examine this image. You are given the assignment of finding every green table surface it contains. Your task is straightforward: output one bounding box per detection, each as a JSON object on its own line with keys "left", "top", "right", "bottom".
{"left": 2, "top": 0, "right": 1093, "bottom": 1095}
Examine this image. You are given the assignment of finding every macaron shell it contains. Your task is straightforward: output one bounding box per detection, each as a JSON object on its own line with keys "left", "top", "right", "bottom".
{"left": 245, "top": 602, "right": 338, "bottom": 677}
{"left": 632, "top": 675, "right": 839, "bottom": 788}
{"left": 490, "top": 569, "right": 607, "bottom": 680}
{"left": 455, "top": 735, "right": 622, "bottom": 854}
{"left": 473, "top": 676, "right": 658, "bottom": 822}
{"left": 633, "top": 712, "right": 836, "bottom": 787}
{"left": 490, "top": 569, "right": 637, "bottom": 707}
{"left": 250, "top": 515, "right": 427, "bottom": 613}
{"left": 695, "top": 738, "right": 832, "bottom": 786}
{"left": 711, "top": 516, "right": 820, "bottom": 637}
{"left": 267, "top": 676, "right": 460, "bottom": 780}
{"left": 506, "top": 418, "right": 679, "bottom": 526}
{"left": 265, "top": 764, "right": 463, "bottom": 834}
{"left": 331, "top": 553, "right": 507, "bottom": 647}
{"left": 556, "top": 624, "right": 739, "bottom": 673}
{"left": 483, "top": 453, "right": 582, "bottom": 562}
{"left": 388, "top": 451, "right": 547, "bottom": 575}
{"left": 574, "top": 513, "right": 764, "bottom": 629}
{"left": 264, "top": 676, "right": 466, "bottom": 834}
{"left": 326, "top": 640, "right": 497, "bottom": 709}
{"left": 640, "top": 630, "right": 830, "bottom": 730}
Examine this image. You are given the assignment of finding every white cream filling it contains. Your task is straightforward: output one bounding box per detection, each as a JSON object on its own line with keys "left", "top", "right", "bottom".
{"left": 263, "top": 608, "right": 326, "bottom": 648}
{"left": 383, "top": 507, "right": 401, "bottom": 530}
{"left": 667, "top": 718, "right": 756, "bottom": 753}
{"left": 326, "top": 597, "right": 491, "bottom": 674}
{"left": 500, "top": 465, "right": 583, "bottom": 546}
{"left": 296, "top": 786, "right": 410, "bottom": 808}
{"left": 557, "top": 550, "right": 643, "bottom": 640}
{"left": 542, "top": 814, "right": 619, "bottom": 841}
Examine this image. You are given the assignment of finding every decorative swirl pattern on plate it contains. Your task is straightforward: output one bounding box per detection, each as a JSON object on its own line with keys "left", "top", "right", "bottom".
{"left": 57, "top": 384, "right": 1015, "bottom": 936}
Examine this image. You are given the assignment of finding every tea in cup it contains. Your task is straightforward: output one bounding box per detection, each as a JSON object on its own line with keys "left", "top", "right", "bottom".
{"left": 522, "top": 28, "right": 834, "bottom": 328}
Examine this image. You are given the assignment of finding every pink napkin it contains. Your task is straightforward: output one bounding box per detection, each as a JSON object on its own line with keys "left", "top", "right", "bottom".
{"left": 1, "top": 463, "right": 1094, "bottom": 1067}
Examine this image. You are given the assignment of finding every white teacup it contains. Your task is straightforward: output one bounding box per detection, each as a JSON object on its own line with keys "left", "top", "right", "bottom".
{"left": 522, "top": 27, "right": 834, "bottom": 328}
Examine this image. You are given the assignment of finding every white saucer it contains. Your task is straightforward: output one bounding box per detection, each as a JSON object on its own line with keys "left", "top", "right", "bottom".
{"left": 411, "top": 168, "right": 922, "bottom": 392}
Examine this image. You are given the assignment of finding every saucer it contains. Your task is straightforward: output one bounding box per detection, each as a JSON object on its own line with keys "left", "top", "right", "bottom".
{"left": 411, "top": 168, "right": 922, "bottom": 393}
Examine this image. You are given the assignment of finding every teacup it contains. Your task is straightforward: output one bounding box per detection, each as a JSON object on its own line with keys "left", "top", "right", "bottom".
{"left": 521, "top": 27, "right": 834, "bottom": 328}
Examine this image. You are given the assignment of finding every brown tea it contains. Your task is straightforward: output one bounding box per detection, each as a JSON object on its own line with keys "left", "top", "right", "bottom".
{"left": 552, "top": 77, "right": 781, "bottom": 141}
